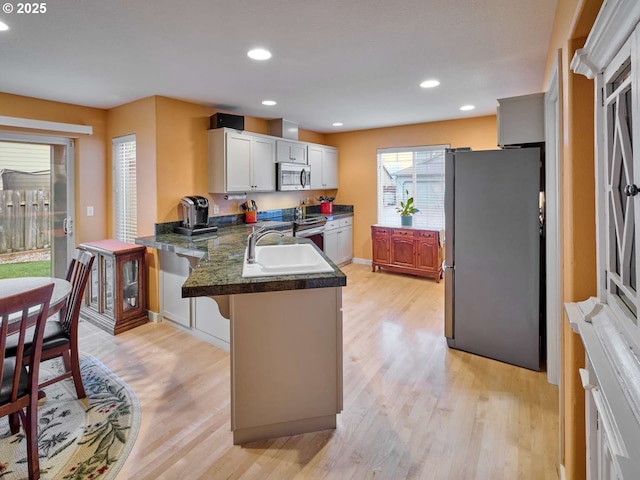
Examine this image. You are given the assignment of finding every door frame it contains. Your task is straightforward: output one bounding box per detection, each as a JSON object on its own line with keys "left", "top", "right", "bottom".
{"left": 544, "top": 50, "right": 564, "bottom": 387}
{"left": 0, "top": 131, "right": 75, "bottom": 277}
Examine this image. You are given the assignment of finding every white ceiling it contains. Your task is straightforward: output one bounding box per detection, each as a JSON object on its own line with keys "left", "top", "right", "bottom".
{"left": 0, "top": 0, "right": 557, "bottom": 133}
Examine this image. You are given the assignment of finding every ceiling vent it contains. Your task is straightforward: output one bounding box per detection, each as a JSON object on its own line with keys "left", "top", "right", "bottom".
{"left": 268, "top": 119, "right": 299, "bottom": 140}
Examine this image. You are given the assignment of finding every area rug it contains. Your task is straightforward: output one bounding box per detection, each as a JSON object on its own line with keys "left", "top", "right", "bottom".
{"left": 0, "top": 354, "right": 140, "bottom": 480}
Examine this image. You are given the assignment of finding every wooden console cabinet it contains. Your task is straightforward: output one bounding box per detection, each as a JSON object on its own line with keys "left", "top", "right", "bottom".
{"left": 79, "top": 239, "right": 148, "bottom": 335}
{"left": 371, "top": 225, "right": 442, "bottom": 282}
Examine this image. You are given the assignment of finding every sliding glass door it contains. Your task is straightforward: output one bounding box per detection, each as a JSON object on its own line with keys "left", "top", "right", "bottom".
{"left": 0, "top": 132, "right": 74, "bottom": 278}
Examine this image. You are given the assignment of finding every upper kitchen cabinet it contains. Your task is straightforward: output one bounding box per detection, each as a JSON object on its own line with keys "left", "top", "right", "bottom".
{"left": 497, "top": 93, "right": 544, "bottom": 146}
{"left": 275, "top": 139, "right": 307, "bottom": 164}
{"left": 208, "top": 128, "right": 276, "bottom": 193}
{"left": 308, "top": 144, "right": 338, "bottom": 189}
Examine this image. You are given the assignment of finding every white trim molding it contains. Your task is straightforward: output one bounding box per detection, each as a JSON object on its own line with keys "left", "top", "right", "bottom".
{"left": 565, "top": 300, "right": 640, "bottom": 478}
{"left": 0, "top": 115, "right": 93, "bottom": 136}
{"left": 571, "top": 0, "right": 640, "bottom": 79}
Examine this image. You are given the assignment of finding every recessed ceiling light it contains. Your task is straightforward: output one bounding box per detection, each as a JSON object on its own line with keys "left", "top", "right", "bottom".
{"left": 247, "top": 48, "right": 272, "bottom": 60}
{"left": 0, "top": 21, "right": 9, "bottom": 31}
{"left": 332, "top": 122, "right": 343, "bottom": 127}
{"left": 420, "top": 79, "right": 440, "bottom": 88}
{"left": 262, "top": 100, "right": 277, "bottom": 106}
{"left": 460, "top": 105, "right": 475, "bottom": 111}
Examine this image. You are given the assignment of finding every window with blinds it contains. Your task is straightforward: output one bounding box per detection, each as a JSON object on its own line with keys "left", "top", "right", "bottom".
{"left": 377, "top": 145, "right": 448, "bottom": 228}
{"left": 113, "top": 135, "right": 137, "bottom": 243}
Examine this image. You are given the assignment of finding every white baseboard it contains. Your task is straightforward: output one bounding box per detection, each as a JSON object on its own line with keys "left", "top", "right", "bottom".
{"left": 147, "top": 310, "right": 161, "bottom": 323}
{"left": 352, "top": 257, "right": 371, "bottom": 266}
{"left": 559, "top": 464, "right": 565, "bottom": 480}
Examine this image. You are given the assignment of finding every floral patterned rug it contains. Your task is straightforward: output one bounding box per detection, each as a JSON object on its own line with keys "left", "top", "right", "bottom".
{"left": 0, "top": 354, "right": 140, "bottom": 479}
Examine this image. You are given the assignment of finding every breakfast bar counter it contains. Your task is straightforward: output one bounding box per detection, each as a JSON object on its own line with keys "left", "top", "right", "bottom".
{"left": 136, "top": 222, "right": 346, "bottom": 445}
{"left": 136, "top": 222, "right": 346, "bottom": 296}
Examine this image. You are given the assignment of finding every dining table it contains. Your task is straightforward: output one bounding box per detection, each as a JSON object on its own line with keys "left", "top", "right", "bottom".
{"left": 0, "top": 276, "right": 72, "bottom": 318}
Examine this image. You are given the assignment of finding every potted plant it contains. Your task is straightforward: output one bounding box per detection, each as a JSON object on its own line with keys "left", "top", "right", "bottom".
{"left": 396, "top": 190, "right": 419, "bottom": 226}
{"left": 318, "top": 195, "right": 335, "bottom": 214}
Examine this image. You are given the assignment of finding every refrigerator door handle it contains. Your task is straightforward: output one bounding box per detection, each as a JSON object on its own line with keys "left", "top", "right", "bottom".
{"left": 444, "top": 266, "right": 454, "bottom": 340}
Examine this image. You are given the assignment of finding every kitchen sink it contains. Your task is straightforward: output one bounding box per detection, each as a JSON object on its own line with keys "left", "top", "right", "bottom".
{"left": 242, "top": 243, "right": 334, "bottom": 277}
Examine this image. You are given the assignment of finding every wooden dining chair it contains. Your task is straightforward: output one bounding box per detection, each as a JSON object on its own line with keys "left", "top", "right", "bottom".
{"left": 0, "top": 282, "right": 54, "bottom": 480}
{"left": 37, "top": 248, "right": 95, "bottom": 399}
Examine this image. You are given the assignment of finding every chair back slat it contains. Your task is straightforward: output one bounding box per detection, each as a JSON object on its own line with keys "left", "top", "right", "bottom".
{"left": 0, "top": 283, "right": 53, "bottom": 408}
{"left": 61, "top": 249, "right": 94, "bottom": 333}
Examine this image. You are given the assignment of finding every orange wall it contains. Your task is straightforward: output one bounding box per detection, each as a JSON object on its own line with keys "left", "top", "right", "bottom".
{"left": 326, "top": 115, "right": 498, "bottom": 259}
{"left": 155, "top": 96, "right": 212, "bottom": 223}
{"left": 0, "top": 92, "right": 108, "bottom": 244}
{"left": 542, "top": 1, "right": 603, "bottom": 478}
{"left": 107, "top": 96, "right": 158, "bottom": 237}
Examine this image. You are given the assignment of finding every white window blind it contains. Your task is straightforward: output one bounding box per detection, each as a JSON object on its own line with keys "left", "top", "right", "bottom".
{"left": 113, "top": 135, "right": 137, "bottom": 243}
{"left": 377, "top": 145, "right": 448, "bottom": 229}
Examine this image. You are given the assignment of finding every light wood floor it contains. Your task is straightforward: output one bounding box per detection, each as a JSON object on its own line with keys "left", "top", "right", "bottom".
{"left": 78, "top": 263, "right": 559, "bottom": 480}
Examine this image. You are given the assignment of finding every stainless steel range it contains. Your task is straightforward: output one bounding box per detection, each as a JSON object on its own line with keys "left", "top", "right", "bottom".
{"left": 292, "top": 216, "right": 327, "bottom": 251}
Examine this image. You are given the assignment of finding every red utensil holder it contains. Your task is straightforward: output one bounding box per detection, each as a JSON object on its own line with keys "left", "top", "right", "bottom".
{"left": 320, "top": 202, "right": 333, "bottom": 214}
{"left": 245, "top": 211, "right": 257, "bottom": 223}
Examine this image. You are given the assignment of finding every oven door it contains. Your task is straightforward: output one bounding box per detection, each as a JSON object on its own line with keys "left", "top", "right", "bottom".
{"left": 295, "top": 226, "right": 324, "bottom": 250}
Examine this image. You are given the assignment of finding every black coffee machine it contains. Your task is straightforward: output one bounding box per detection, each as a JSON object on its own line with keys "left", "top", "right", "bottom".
{"left": 174, "top": 196, "right": 218, "bottom": 236}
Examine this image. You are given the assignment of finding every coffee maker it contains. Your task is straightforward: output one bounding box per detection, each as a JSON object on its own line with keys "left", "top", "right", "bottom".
{"left": 174, "top": 196, "right": 218, "bottom": 236}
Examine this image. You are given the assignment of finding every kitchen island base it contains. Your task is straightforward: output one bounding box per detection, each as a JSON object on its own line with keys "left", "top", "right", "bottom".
{"left": 229, "top": 287, "right": 343, "bottom": 444}
{"left": 233, "top": 414, "right": 336, "bottom": 445}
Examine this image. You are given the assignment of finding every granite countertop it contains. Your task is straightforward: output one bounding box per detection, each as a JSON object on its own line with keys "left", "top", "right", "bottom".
{"left": 136, "top": 220, "right": 347, "bottom": 297}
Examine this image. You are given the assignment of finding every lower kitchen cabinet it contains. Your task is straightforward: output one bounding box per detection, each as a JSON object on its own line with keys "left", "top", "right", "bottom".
{"left": 324, "top": 217, "right": 353, "bottom": 265}
{"left": 158, "top": 250, "right": 230, "bottom": 350}
{"left": 371, "top": 225, "right": 442, "bottom": 282}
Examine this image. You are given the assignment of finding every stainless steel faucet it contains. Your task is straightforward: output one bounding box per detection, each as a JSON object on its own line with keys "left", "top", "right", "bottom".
{"left": 246, "top": 226, "right": 285, "bottom": 264}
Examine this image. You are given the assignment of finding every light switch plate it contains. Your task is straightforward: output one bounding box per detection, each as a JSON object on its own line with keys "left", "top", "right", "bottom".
{"left": 213, "top": 204, "right": 219, "bottom": 214}
{"left": 86, "top": 206, "right": 94, "bottom": 217}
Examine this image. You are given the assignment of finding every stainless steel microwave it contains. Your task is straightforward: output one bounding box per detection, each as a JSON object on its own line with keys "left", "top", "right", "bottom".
{"left": 276, "top": 163, "right": 311, "bottom": 191}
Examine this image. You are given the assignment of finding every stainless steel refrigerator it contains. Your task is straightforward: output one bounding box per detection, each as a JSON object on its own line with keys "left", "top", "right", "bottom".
{"left": 444, "top": 148, "right": 542, "bottom": 370}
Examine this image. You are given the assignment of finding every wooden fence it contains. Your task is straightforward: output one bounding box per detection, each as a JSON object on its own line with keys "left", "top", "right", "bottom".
{"left": 0, "top": 189, "right": 50, "bottom": 254}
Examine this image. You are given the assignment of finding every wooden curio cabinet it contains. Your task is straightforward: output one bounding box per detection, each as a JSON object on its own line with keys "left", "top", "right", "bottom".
{"left": 371, "top": 225, "right": 442, "bottom": 282}
{"left": 80, "top": 239, "right": 148, "bottom": 335}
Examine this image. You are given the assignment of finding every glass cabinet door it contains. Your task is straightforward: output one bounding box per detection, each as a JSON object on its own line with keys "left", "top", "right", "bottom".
{"left": 103, "top": 254, "right": 114, "bottom": 315}
{"left": 89, "top": 259, "right": 99, "bottom": 310}
{"left": 122, "top": 258, "right": 139, "bottom": 313}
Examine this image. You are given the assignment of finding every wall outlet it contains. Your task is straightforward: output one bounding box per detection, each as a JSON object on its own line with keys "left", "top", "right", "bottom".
{"left": 213, "top": 204, "right": 219, "bottom": 214}
{"left": 86, "top": 206, "right": 94, "bottom": 217}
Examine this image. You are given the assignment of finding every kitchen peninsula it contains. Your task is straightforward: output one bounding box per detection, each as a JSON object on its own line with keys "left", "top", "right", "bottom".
{"left": 136, "top": 223, "right": 346, "bottom": 444}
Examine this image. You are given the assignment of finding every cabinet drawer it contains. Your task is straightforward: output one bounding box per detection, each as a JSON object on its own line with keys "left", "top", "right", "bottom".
{"left": 325, "top": 220, "right": 339, "bottom": 230}
{"left": 418, "top": 231, "right": 438, "bottom": 243}
{"left": 391, "top": 229, "right": 414, "bottom": 238}
{"left": 340, "top": 217, "right": 353, "bottom": 227}
{"left": 372, "top": 227, "right": 390, "bottom": 237}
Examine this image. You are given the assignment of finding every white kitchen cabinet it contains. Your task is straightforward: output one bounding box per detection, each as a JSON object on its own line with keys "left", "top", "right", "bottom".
{"left": 159, "top": 250, "right": 192, "bottom": 328}
{"left": 208, "top": 128, "right": 276, "bottom": 193}
{"left": 324, "top": 217, "right": 352, "bottom": 265}
{"left": 158, "top": 250, "right": 230, "bottom": 350}
{"left": 276, "top": 139, "right": 307, "bottom": 164}
{"left": 308, "top": 144, "right": 338, "bottom": 189}
{"left": 497, "top": 93, "right": 545, "bottom": 146}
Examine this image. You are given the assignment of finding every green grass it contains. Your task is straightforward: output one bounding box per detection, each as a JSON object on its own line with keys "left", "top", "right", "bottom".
{"left": 0, "top": 261, "right": 51, "bottom": 279}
